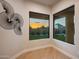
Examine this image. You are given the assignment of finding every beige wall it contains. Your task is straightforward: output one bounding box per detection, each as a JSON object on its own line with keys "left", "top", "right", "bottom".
{"left": 0, "top": 0, "right": 51, "bottom": 59}
{"left": 51, "top": 0, "right": 79, "bottom": 58}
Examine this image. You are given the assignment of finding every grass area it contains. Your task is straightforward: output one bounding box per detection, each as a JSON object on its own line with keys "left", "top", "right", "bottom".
{"left": 29, "top": 35, "right": 49, "bottom": 40}
{"left": 53, "top": 34, "right": 65, "bottom": 41}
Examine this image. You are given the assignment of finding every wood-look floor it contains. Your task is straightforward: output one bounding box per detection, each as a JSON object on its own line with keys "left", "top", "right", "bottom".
{"left": 16, "top": 47, "right": 71, "bottom": 59}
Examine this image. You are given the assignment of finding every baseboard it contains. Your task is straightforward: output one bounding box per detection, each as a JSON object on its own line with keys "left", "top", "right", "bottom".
{"left": 10, "top": 44, "right": 78, "bottom": 59}
{"left": 51, "top": 45, "right": 78, "bottom": 59}
{"left": 10, "top": 45, "right": 51, "bottom": 59}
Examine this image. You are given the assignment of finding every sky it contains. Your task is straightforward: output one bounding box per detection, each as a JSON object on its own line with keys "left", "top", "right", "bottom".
{"left": 54, "top": 17, "right": 66, "bottom": 29}
{"left": 55, "top": 17, "right": 66, "bottom": 26}
{"left": 30, "top": 18, "right": 49, "bottom": 29}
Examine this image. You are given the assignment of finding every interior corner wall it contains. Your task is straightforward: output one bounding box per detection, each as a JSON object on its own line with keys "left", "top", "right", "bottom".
{"left": 51, "top": 0, "right": 79, "bottom": 58}
{"left": 0, "top": 0, "right": 51, "bottom": 58}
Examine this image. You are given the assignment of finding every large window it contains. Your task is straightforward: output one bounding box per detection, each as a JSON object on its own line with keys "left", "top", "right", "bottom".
{"left": 53, "top": 5, "right": 75, "bottom": 44}
{"left": 29, "top": 12, "right": 49, "bottom": 40}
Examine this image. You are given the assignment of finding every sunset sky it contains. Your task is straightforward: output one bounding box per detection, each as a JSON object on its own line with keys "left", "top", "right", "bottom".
{"left": 30, "top": 18, "right": 48, "bottom": 29}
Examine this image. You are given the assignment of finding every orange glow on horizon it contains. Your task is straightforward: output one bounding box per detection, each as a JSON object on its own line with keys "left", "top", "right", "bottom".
{"left": 30, "top": 23, "right": 48, "bottom": 29}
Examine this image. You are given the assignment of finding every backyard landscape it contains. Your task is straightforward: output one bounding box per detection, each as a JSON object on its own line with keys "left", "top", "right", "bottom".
{"left": 29, "top": 18, "right": 49, "bottom": 40}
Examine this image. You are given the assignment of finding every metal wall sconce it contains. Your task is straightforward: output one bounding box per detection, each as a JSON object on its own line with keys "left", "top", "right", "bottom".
{"left": 0, "top": 0, "right": 23, "bottom": 35}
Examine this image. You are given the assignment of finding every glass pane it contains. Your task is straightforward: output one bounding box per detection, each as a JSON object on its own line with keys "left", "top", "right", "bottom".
{"left": 29, "top": 12, "right": 49, "bottom": 40}
{"left": 53, "top": 5, "right": 75, "bottom": 44}
{"left": 54, "top": 17, "right": 66, "bottom": 41}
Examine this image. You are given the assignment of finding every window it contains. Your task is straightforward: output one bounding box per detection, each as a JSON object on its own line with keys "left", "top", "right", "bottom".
{"left": 54, "top": 17, "right": 66, "bottom": 42}
{"left": 29, "top": 12, "right": 49, "bottom": 40}
{"left": 53, "top": 5, "right": 75, "bottom": 44}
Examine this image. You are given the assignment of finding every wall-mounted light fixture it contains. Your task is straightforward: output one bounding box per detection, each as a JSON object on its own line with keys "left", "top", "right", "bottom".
{"left": 0, "top": 0, "right": 24, "bottom": 35}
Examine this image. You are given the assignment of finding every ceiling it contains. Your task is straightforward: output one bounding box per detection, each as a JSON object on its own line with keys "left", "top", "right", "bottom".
{"left": 30, "top": 0, "right": 61, "bottom": 6}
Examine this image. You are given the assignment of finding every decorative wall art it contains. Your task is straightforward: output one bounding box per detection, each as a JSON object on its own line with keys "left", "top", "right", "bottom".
{"left": 0, "top": 0, "right": 23, "bottom": 35}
